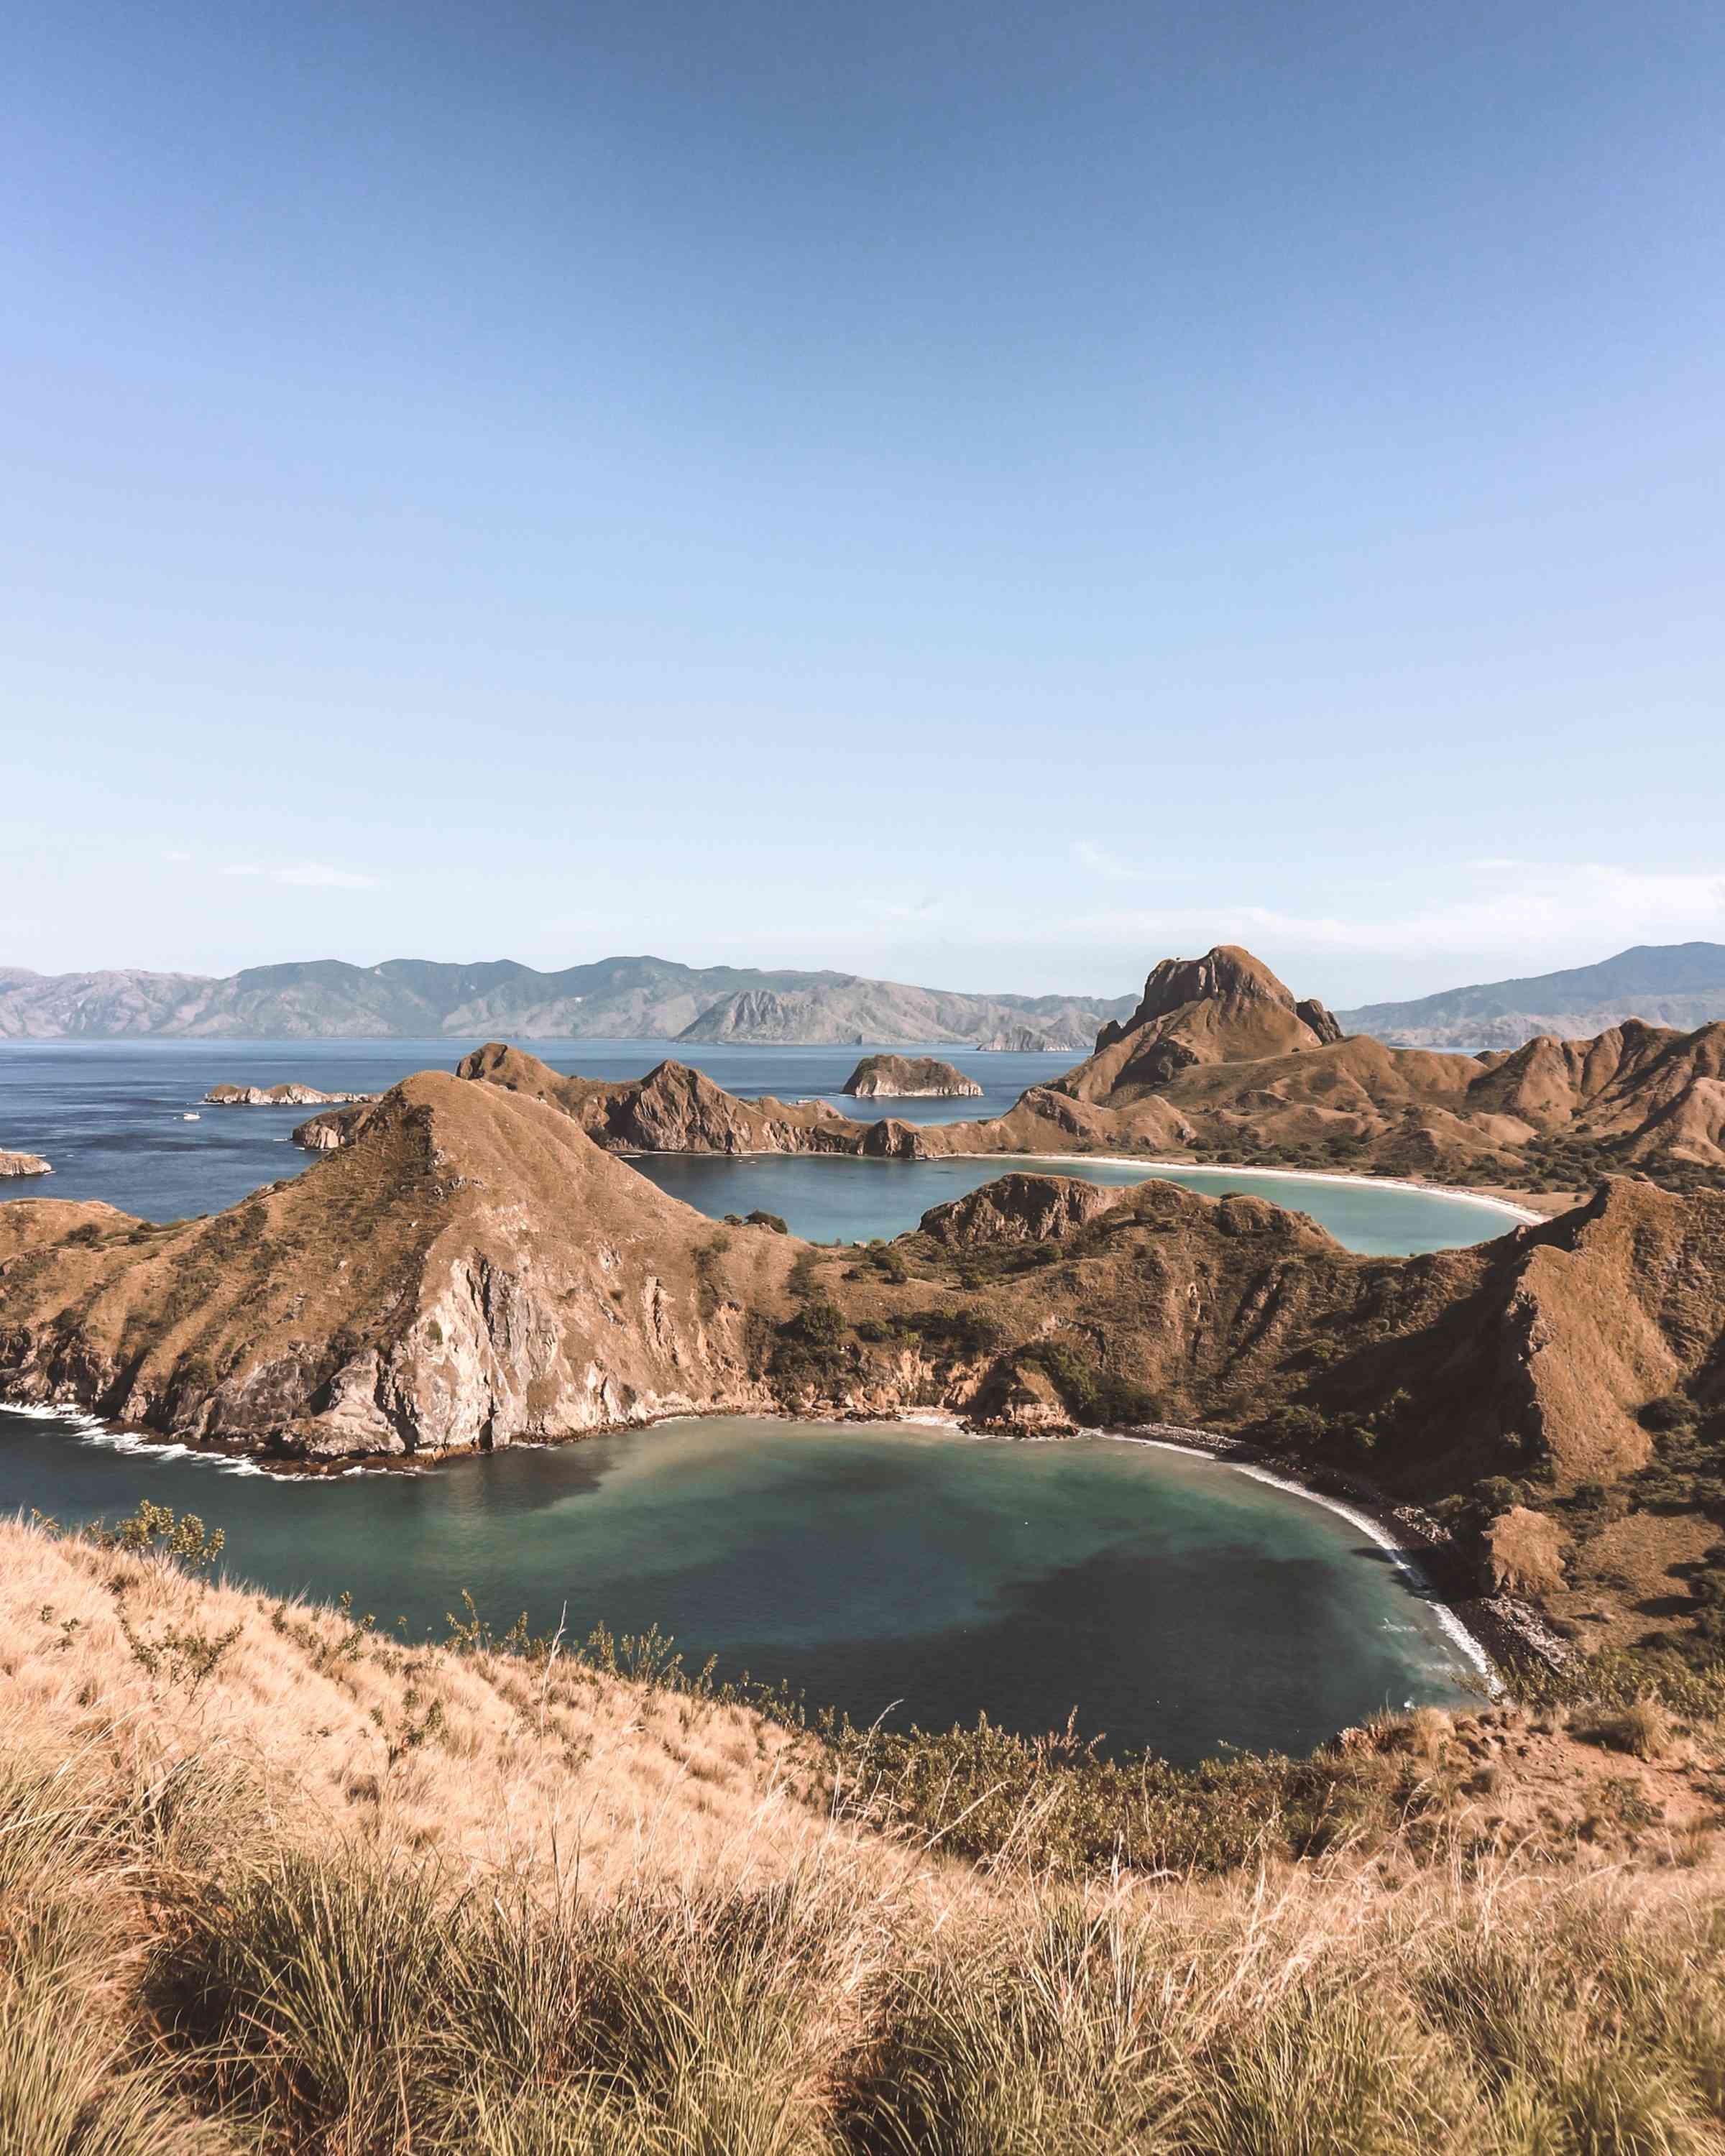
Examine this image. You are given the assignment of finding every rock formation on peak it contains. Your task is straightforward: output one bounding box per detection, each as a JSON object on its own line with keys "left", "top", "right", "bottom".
{"left": 0, "top": 1151, "right": 52, "bottom": 1178}
{"left": 893, "top": 946, "right": 1724, "bottom": 1194}
{"left": 1080, "top": 945, "right": 1345, "bottom": 1092}
{"left": 916, "top": 1172, "right": 1126, "bottom": 1247}
{"left": 842, "top": 1055, "right": 983, "bottom": 1099}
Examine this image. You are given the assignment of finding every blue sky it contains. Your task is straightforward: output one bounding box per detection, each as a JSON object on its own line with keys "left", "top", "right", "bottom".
{"left": 3, "top": 0, "right": 1721, "bottom": 1005}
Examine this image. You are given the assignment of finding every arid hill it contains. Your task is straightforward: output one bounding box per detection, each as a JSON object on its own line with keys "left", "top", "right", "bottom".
{"left": 0, "top": 1071, "right": 803, "bottom": 1456}
{"left": 842, "top": 1054, "right": 983, "bottom": 1098}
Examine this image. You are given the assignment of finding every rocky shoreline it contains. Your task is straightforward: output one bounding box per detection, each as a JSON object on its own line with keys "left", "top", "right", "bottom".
{"left": 1105, "top": 1420, "right": 1574, "bottom": 1677}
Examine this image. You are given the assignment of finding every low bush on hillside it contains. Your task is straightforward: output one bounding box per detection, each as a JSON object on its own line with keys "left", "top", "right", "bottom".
{"left": 1013, "top": 1337, "right": 1158, "bottom": 1427}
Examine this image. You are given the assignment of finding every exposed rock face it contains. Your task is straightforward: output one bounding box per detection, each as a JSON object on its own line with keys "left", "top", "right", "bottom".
{"left": 1082, "top": 946, "right": 1343, "bottom": 1086}
{"left": 0, "top": 1151, "right": 52, "bottom": 1179}
{"left": 676, "top": 981, "right": 1131, "bottom": 1050}
{"left": 916, "top": 1173, "right": 1125, "bottom": 1247}
{"left": 842, "top": 1055, "right": 983, "bottom": 1099}
{"left": 977, "top": 1026, "right": 1070, "bottom": 1052}
{"left": 206, "top": 1082, "right": 378, "bottom": 1107}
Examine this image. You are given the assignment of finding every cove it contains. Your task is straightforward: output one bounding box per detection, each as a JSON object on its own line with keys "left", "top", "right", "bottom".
{"left": 0, "top": 1409, "right": 1477, "bottom": 1763}
{"left": 629, "top": 1153, "right": 1521, "bottom": 1256}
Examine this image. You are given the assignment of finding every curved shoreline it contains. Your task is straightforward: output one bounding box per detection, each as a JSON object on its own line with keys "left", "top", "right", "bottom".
{"left": 3, "top": 1391, "right": 1565, "bottom": 1684}
{"left": 615, "top": 1140, "right": 1545, "bottom": 1230}
{"left": 1102, "top": 1422, "right": 1496, "bottom": 1684}
{"left": 942, "top": 1153, "right": 1546, "bottom": 1225}
{"left": 1092, "top": 1417, "right": 1572, "bottom": 1679}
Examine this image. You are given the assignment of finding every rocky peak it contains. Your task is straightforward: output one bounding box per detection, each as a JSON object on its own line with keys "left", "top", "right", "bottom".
{"left": 1098, "top": 946, "right": 1311, "bottom": 1051}
{"left": 916, "top": 1172, "right": 1127, "bottom": 1247}
{"left": 1072, "top": 945, "right": 1346, "bottom": 1101}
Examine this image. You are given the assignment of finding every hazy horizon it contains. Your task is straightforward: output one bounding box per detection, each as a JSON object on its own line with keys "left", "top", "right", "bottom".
{"left": 5, "top": 1, "right": 1721, "bottom": 1004}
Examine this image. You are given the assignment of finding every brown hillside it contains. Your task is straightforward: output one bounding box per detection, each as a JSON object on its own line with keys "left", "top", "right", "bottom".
{"left": 0, "top": 1070, "right": 799, "bottom": 1457}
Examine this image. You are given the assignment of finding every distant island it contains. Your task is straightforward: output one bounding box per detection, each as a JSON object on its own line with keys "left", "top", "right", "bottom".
{"left": 203, "top": 1082, "right": 379, "bottom": 1107}
{"left": 840, "top": 1054, "right": 983, "bottom": 1099}
{"left": 0, "top": 1150, "right": 51, "bottom": 1178}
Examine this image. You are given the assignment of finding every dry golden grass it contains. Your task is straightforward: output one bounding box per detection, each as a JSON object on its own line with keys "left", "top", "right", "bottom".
{"left": 6, "top": 1511, "right": 1725, "bottom": 2153}
{"left": 0, "top": 1516, "right": 903, "bottom": 1904}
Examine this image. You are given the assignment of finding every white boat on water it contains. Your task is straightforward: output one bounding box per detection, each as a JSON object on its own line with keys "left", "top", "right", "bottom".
{"left": 182, "top": 1112, "right": 201, "bottom": 1121}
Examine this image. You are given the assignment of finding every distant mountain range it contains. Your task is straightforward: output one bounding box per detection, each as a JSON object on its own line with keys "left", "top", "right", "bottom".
{"left": 0, "top": 957, "right": 1138, "bottom": 1050}
{"left": 7, "top": 940, "right": 1722, "bottom": 1052}
{"left": 1335, "top": 942, "right": 1725, "bottom": 1049}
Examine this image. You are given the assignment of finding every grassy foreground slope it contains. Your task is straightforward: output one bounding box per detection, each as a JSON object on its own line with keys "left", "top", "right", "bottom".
{"left": 5, "top": 1509, "right": 1725, "bottom": 2155}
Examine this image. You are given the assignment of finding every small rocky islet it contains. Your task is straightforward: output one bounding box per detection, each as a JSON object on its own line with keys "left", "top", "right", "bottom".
{"left": 841, "top": 1054, "right": 984, "bottom": 1098}
{"left": 204, "top": 1081, "right": 378, "bottom": 1107}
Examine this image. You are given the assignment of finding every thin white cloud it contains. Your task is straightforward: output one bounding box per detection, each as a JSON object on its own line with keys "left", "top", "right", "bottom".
{"left": 275, "top": 862, "right": 380, "bottom": 890}
{"left": 1058, "top": 862, "right": 1725, "bottom": 964}
{"left": 161, "top": 849, "right": 193, "bottom": 864}
{"left": 220, "top": 862, "right": 380, "bottom": 890}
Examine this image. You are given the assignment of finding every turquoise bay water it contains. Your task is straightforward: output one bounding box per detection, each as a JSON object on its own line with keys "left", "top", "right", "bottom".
{"left": 0, "top": 1411, "right": 1476, "bottom": 1761}
{"left": 632, "top": 1152, "right": 1517, "bottom": 1256}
